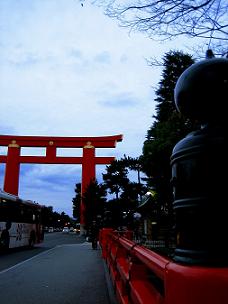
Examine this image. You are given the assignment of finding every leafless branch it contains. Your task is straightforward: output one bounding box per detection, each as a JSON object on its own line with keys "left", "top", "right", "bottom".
{"left": 91, "top": 0, "right": 228, "bottom": 51}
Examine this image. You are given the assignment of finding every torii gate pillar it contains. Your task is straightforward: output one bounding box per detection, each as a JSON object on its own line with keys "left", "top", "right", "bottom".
{"left": 3, "top": 141, "right": 21, "bottom": 195}
{"left": 0, "top": 135, "right": 123, "bottom": 234}
{"left": 81, "top": 142, "right": 96, "bottom": 233}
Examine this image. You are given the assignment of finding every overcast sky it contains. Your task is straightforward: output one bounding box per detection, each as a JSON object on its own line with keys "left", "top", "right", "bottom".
{"left": 0, "top": 0, "right": 193, "bottom": 216}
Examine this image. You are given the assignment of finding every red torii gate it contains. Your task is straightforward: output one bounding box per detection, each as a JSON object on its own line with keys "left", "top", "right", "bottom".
{"left": 0, "top": 134, "right": 123, "bottom": 231}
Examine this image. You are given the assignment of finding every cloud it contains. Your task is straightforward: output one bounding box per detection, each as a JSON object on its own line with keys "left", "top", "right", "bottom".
{"left": 7, "top": 50, "right": 42, "bottom": 67}
{"left": 94, "top": 51, "right": 111, "bottom": 65}
{"left": 0, "top": 124, "right": 15, "bottom": 135}
{"left": 99, "top": 92, "right": 139, "bottom": 107}
{"left": 69, "top": 48, "right": 83, "bottom": 59}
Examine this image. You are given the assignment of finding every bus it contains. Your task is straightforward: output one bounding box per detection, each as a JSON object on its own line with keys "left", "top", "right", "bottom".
{"left": 0, "top": 189, "right": 44, "bottom": 251}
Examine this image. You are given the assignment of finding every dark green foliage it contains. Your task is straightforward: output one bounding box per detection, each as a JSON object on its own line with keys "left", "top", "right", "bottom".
{"left": 102, "top": 157, "right": 147, "bottom": 228}
{"left": 41, "top": 206, "right": 54, "bottom": 226}
{"left": 153, "top": 51, "right": 195, "bottom": 123}
{"left": 142, "top": 51, "right": 196, "bottom": 215}
{"left": 121, "top": 155, "right": 143, "bottom": 183}
{"left": 42, "top": 206, "right": 72, "bottom": 228}
{"left": 82, "top": 179, "right": 107, "bottom": 229}
{"left": 72, "top": 183, "right": 81, "bottom": 221}
{"left": 103, "top": 199, "right": 123, "bottom": 228}
{"left": 102, "top": 160, "right": 129, "bottom": 200}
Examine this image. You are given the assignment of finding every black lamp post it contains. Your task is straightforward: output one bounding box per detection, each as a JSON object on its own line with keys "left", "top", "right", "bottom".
{"left": 170, "top": 52, "right": 228, "bottom": 265}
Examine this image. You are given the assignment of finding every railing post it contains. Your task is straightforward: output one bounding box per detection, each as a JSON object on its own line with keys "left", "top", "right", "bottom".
{"left": 99, "top": 228, "right": 114, "bottom": 259}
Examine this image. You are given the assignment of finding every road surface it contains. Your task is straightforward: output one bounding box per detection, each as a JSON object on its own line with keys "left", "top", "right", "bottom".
{"left": 0, "top": 232, "right": 116, "bottom": 304}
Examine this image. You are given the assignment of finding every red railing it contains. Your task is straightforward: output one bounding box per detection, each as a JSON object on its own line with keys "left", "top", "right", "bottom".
{"left": 99, "top": 228, "right": 228, "bottom": 304}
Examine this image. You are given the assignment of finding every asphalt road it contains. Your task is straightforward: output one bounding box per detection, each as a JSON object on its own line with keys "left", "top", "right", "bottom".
{"left": 0, "top": 232, "right": 85, "bottom": 272}
{"left": 0, "top": 232, "right": 115, "bottom": 304}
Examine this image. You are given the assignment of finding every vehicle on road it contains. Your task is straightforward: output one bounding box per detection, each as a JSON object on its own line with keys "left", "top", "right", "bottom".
{"left": 48, "top": 227, "right": 54, "bottom": 233}
{"left": 73, "top": 223, "right": 80, "bottom": 234}
{"left": 62, "top": 227, "right": 70, "bottom": 233}
{"left": 0, "top": 189, "right": 44, "bottom": 251}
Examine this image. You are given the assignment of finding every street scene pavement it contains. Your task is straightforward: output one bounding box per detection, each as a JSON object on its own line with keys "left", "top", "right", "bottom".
{"left": 0, "top": 241, "right": 116, "bottom": 304}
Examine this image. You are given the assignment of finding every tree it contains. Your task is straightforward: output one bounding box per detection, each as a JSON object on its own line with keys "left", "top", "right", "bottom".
{"left": 121, "top": 155, "right": 146, "bottom": 201}
{"left": 82, "top": 179, "right": 107, "bottom": 228}
{"left": 120, "top": 181, "right": 145, "bottom": 211}
{"left": 122, "top": 155, "right": 142, "bottom": 185}
{"left": 103, "top": 198, "right": 123, "bottom": 228}
{"left": 92, "top": 0, "right": 228, "bottom": 55}
{"left": 103, "top": 160, "right": 129, "bottom": 200}
{"left": 102, "top": 157, "right": 147, "bottom": 228}
{"left": 142, "top": 50, "right": 196, "bottom": 215}
{"left": 59, "top": 211, "right": 72, "bottom": 227}
{"left": 72, "top": 183, "right": 81, "bottom": 221}
{"left": 42, "top": 206, "right": 71, "bottom": 228}
{"left": 42, "top": 206, "right": 54, "bottom": 227}
{"left": 153, "top": 51, "right": 195, "bottom": 123}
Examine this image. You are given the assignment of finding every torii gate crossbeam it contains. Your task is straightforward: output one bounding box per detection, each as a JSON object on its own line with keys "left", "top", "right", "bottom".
{"left": 0, "top": 134, "right": 123, "bottom": 232}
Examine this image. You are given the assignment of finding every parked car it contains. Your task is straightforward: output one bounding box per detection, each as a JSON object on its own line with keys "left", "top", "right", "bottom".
{"left": 48, "top": 227, "right": 54, "bottom": 233}
{"left": 62, "top": 227, "right": 70, "bottom": 233}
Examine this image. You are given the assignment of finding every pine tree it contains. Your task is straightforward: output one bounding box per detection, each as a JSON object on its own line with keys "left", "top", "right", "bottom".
{"left": 142, "top": 51, "right": 196, "bottom": 217}
{"left": 82, "top": 179, "right": 107, "bottom": 229}
{"left": 102, "top": 160, "right": 129, "bottom": 200}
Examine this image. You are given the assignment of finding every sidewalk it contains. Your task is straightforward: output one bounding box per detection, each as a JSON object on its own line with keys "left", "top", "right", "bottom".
{"left": 0, "top": 242, "right": 117, "bottom": 304}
